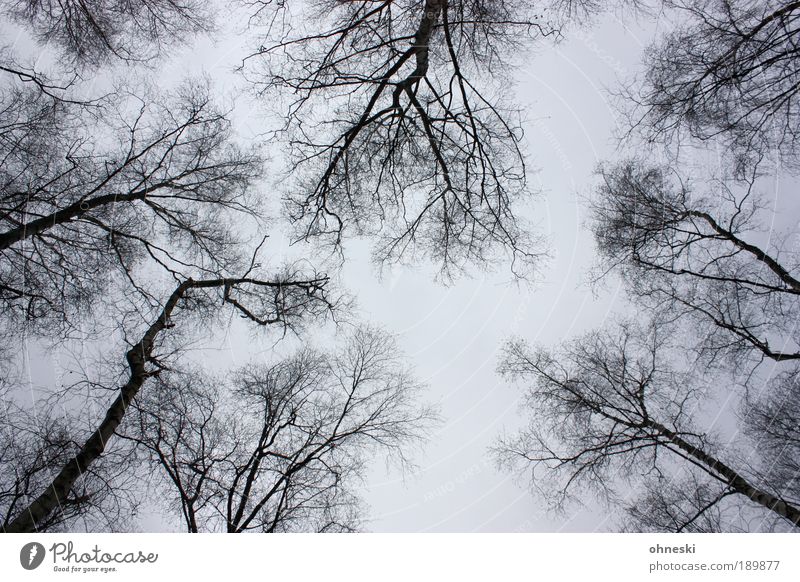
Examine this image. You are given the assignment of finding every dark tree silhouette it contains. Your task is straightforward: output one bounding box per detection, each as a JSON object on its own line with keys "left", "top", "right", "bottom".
{"left": 743, "top": 369, "right": 800, "bottom": 510}
{"left": 241, "top": 0, "right": 554, "bottom": 278}
{"left": 122, "top": 327, "right": 436, "bottom": 532}
{"left": 0, "top": 382, "right": 140, "bottom": 532}
{"left": 625, "top": 0, "right": 800, "bottom": 173}
{"left": 1, "top": 0, "right": 212, "bottom": 66}
{"left": 622, "top": 473, "right": 737, "bottom": 532}
{"left": 492, "top": 0, "right": 800, "bottom": 534}
{"left": 591, "top": 159, "right": 800, "bottom": 365}
{"left": 1, "top": 0, "right": 681, "bottom": 536}
{"left": 2, "top": 266, "right": 337, "bottom": 533}
{"left": 0, "top": 78, "right": 264, "bottom": 336}
{"left": 0, "top": 47, "right": 96, "bottom": 106}
{"left": 496, "top": 322, "right": 800, "bottom": 530}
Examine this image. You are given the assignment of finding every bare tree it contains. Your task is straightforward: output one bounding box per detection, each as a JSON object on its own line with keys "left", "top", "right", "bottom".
{"left": 1, "top": 0, "right": 212, "bottom": 66}
{"left": 496, "top": 321, "right": 800, "bottom": 530}
{"left": 240, "top": 0, "right": 555, "bottom": 278}
{"left": 743, "top": 368, "right": 800, "bottom": 509}
{"left": 1, "top": 343, "right": 142, "bottom": 533}
{"left": 2, "top": 265, "right": 337, "bottom": 533}
{"left": 591, "top": 159, "right": 800, "bottom": 365}
{"left": 0, "top": 0, "right": 488, "bottom": 537}
{"left": 624, "top": 0, "right": 800, "bottom": 173}
{"left": 0, "top": 77, "right": 264, "bottom": 336}
{"left": 540, "top": 0, "right": 653, "bottom": 27}
{"left": 622, "top": 473, "right": 737, "bottom": 532}
{"left": 0, "top": 383, "right": 142, "bottom": 532}
{"left": 491, "top": 0, "right": 800, "bottom": 534}
{"left": 0, "top": 46, "right": 98, "bottom": 106}
{"left": 122, "top": 327, "right": 435, "bottom": 532}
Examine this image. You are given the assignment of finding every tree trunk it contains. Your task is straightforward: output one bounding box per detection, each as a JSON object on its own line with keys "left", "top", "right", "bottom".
{"left": 3, "top": 280, "right": 192, "bottom": 532}
{"left": 648, "top": 420, "right": 800, "bottom": 527}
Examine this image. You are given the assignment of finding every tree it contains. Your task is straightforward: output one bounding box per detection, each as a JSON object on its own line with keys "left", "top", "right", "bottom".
{"left": 624, "top": 0, "right": 800, "bottom": 174}
{"left": 490, "top": 0, "right": 800, "bottom": 533}
{"left": 0, "top": 0, "right": 563, "bottom": 534}
{"left": 743, "top": 369, "right": 800, "bottom": 509}
{"left": 496, "top": 322, "right": 800, "bottom": 530}
{"left": 241, "top": 0, "right": 554, "bottom": 278}
{"left": 0, "top": 48, "right": 95, "bottom": 106}
{"left": 0, "top": 383, "right": 141, "bottom": 532}
{"left": 0, "top": 77, "right": 264, "bottom": 337}
{"left": 1, "top": 0, "right": 212, "bottom": 66}
{"left": 495, "top": 1, "right": 800, "bottom": 532}
{"left": 0, "top": 3, "right": 359, "bottom": 533}
{"left": 121, "top": 327, "right": 436, "bottom": 532}
{"left": 622, "top": 473, "right": 738, "bottom": 532}
{"left": 2, "top": 265, "right": 337, "bottom": 533}
{"left": 591, "top": 159, "right": 800, "bottom": 366}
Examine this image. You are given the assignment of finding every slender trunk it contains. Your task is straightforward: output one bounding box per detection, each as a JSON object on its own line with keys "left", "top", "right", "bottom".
{"left": 648, "top": 420, "right": 800, "bottom": 527}
{"left": 2, "top": 274, "right": 323, "bottom": 532}
{"left": 187, "top": 506, "right": 198, "bottom": 533}
{"left": 3, "top": 280, "right": 193, "bottom": 533}
{"left": 687, "top": 210, "right": 800, "bottom": 293}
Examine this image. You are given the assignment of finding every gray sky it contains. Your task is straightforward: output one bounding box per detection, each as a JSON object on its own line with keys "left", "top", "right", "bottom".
{"left": 17, "top": 2, "right": 794, "bottom": 533}
{"left": 352, "top": 11, "right": 655, "bottom": 533}
{"left": 12, "top": 4, "right": 655, "bottom": 533}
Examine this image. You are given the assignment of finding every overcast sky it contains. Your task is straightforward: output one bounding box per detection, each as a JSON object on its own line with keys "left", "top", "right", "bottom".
{"left": 11, "top": 4, "right": 655, "bottom": 532}
{"left": 351, "top": 11, "right": 656, "bottom": 533}
{"left": 15, "top": 2, "right": 796, "bottom": 533}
